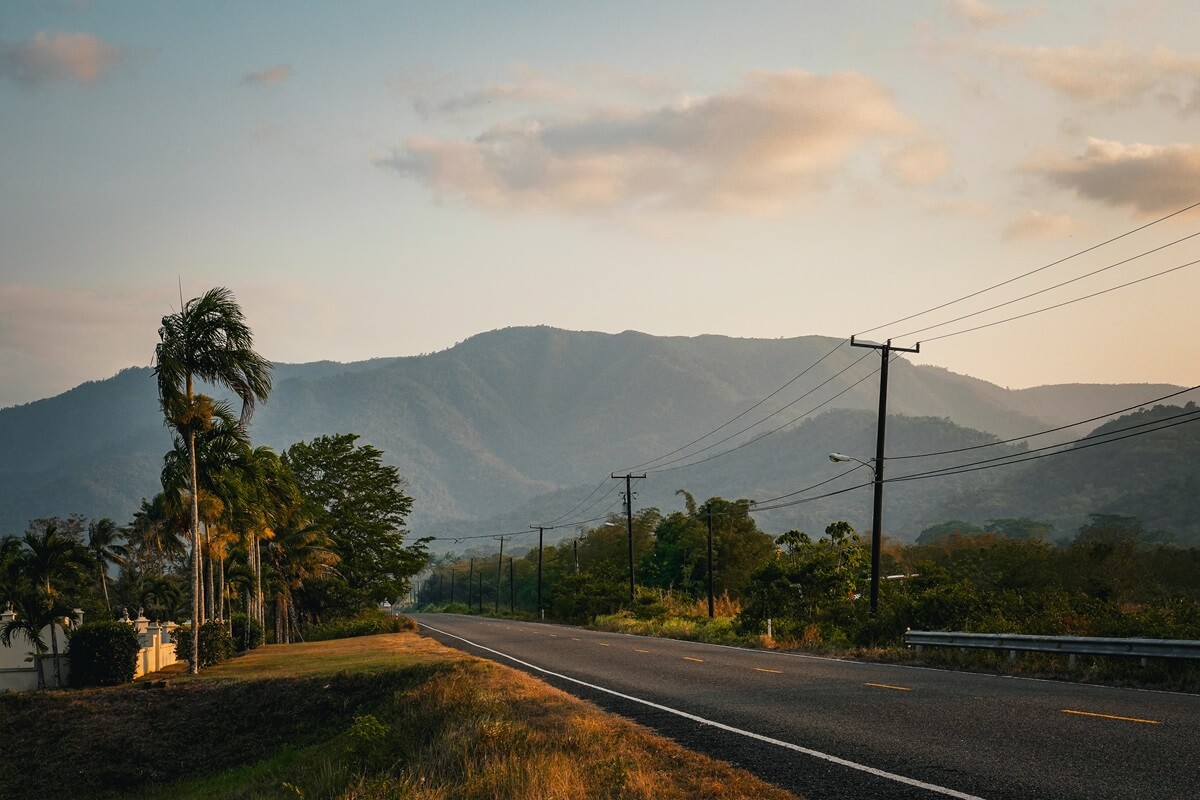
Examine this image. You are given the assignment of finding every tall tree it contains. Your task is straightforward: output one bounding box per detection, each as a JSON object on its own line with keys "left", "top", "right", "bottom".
{"left": 154, "top": 286, "right": 272, "bottom": 673}
{"left": 283, "top": 434, "right": 424, "bottom": 616}
{"left": 86, "top": 518, "right": 127, "bottom": 614}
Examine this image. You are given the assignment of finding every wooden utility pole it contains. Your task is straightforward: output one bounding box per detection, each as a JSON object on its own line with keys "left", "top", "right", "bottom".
{"left": 495, "top": 537, "right": 504, "bottom": 614}
{"left": 531, "top": 526, "right": 545, "bottom": 615}
{"left": 612, "top": 473, "right": 646, "bottom": 603}
{"left": 706, "top": 502, "right": 715, "bottom": 619}
{"left": 850, "top": 335, "right": 919, "bottom": 614}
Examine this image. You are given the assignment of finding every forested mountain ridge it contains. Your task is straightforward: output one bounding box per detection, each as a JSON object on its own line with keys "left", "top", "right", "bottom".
{"left": 2, "top": 326, "right": 1196, "bottom": 541}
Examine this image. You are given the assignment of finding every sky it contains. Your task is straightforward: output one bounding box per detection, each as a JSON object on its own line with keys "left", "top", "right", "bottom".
{"left": 3, "top": 0, "right": 1200, "bottom": 408}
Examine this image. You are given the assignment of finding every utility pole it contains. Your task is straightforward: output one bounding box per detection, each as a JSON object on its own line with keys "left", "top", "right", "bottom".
{"left": 449, "top": 566, "right": 455, "bottom": 604}
{"left": 478, "top": 572, "right": 484, "bottom": 613}
{"left": 573, "top": 538, "right": 579, "bottom": 573}
{"left": 706, "top": 502, "right": 715, "bottom": 619}
{"left": 612, "top": 473, "right": 646, "bottom": 603}
{"left": 468, "top": 558, "right": 474, "bottom": 611}
{"left": 495, "top": 537, "right": 504, "bottom": 614}
{"left": 850, "top": 335, "right": 919, "bottom": 614}
{"left": 509, "top": 557, "right": 514, "bottom": 613}
{"left": 531, "top": 526, "right": 544, "bottom": 616}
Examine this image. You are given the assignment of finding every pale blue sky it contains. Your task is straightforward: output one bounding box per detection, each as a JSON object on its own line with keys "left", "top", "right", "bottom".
{"left": 3, "top": 1, "right": 1199, "bottom": 407}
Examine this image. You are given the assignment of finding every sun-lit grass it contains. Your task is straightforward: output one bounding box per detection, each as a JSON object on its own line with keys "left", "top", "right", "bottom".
{"left": 1, "top": 631, "right": 801, "bottom": 800}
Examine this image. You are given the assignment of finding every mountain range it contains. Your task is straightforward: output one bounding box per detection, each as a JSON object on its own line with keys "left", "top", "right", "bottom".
{"left": 2, "top": 326, "right": 1196, "bottom": 548}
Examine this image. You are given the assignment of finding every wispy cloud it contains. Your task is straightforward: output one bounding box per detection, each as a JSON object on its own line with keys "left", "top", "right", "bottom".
{"left": 1004, "top": 209, "right": 1081, "bottom": 240}
{"left": 980, "top": 40, "right": 1200, "bottom": 109}
{"left": 0, "top": 31, "right": 126, "bottom": 86}
{"left": 392, "top": 63, "right": 685, "bottom": 120}
{"left": 242, "top": 64, "right": 294, "bottom": 87}
{"left": 944, "top": 0, "right": 1041, "bottom": 31}
{"left": 381, "top": 70, "right": 924, "bottom": 216}
{"left": 1026, "top": 138, "right": 1200, "bottom": 215}
{"left": 883, "top": 139, "right": 951, "bottom": 185}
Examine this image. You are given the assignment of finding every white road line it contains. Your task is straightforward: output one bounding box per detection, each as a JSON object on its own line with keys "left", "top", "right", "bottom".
{"left": 419, "top": 621, "right": 986, "bottom": 800}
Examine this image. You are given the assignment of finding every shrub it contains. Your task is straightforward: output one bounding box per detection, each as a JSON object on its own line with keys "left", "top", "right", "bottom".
{"left": 306, "top": 611, "right": 416, "bottom": 642}
{"left": 230, "top": 613, "right": 264, "bottom": 652}
{"left": 173, "top": 621, "right": 236, "bottom": 668}
{"left": 68, "top": 621, "right": 142, "bottom": 687}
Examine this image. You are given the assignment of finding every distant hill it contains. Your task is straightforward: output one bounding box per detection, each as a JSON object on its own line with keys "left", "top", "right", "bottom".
{"left": 2, "top": 326, "right": 1196, "bottom": 544}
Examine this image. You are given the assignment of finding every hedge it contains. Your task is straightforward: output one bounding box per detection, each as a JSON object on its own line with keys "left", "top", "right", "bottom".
{"left": 68, "top": 621, "right": 141, "bottom": 687}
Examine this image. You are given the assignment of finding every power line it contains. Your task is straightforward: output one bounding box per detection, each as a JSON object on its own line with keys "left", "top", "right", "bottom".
{"left": 888, "top": 407, "right": 1200, "bottom": 483}
{"left": 539, "top": 476, "right": 616, "bottom": 527}
{"left": 646, "top": 354, "right": 883, "bottom": 474}
{"left": 857, "top": 199, "right": 1200, "bottom": 338}
{"left": 891, "top": 230, "right": 1200, "bottom": 342}
{"left": 618, "top": 338, "right": 850, "bottom": 472}
{"left": 888, "top": 384, "right": 1200, "bottom": 461}
{"left": 918, "top": 257, "right": 1200, "bottom": 345}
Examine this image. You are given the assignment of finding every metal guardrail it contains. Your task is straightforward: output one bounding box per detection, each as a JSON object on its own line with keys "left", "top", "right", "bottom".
{"left": 904, "top": 630, "right": 1200, "bottom": 661}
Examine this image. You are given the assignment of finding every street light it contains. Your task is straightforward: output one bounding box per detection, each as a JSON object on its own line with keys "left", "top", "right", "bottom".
{"left": 827, "top": 451, "right": 884, "bottom": 614}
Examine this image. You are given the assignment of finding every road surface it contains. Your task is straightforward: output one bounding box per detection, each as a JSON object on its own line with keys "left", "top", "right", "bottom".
{"left": 412, "top": 613, "right": 1199, "bottom": 799}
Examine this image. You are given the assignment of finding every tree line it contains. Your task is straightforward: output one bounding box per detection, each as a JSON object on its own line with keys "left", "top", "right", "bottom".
{"left": 418, "top": 499, "right": 1200, "bottom": 647}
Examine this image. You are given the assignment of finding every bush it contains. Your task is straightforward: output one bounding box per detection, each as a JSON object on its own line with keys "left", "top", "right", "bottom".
{"left": 173, "top": 621, "right": 236, "bottom": 668}
{"left": 306, "top": 611, "right": 416, "bottom": 642}
{"left": 230, "top": 613, "right": 264, "bottom": 652}
{"left": 68, "top": 621, "right": 142, "bottom": 687}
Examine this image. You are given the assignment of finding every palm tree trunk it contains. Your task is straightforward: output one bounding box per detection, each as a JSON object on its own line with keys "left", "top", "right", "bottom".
{"left": 189, "top": 427, "right": 201, "bottom": 675}
{"left": 100, "top": 563, "right": 111, "bottom": 613}
{"left": 48, "top": 617, "right": 61, "bottom": 689}
{"left": 217, "top": 556, "right": 226, "bottom": 622}
{"left": 205, "top": 524, "right": 215, "bottom": 623}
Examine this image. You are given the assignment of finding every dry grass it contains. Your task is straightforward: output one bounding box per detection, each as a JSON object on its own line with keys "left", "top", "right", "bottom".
{"left": 1, "top": 631, "right": 800, "bottom": 800}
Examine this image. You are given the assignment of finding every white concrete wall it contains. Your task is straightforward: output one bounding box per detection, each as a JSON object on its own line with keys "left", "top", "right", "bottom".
{"left": 0, "top": 611, "right": 178, "bottom": 691}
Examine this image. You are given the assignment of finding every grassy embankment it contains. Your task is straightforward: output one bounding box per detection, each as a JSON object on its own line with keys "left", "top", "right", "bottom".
{"left": 0, "top": 628, "right": 799, "bottom": 800}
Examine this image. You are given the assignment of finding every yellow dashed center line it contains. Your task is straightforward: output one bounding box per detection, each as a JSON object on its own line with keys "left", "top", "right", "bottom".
{"left": 571, "top": 637, "right": 582, "bottom": 641}
{"left": 598, "top": 642, "right": 611, "bottom": 647}
{"left": 633, "top": 648, "right": 651, "bottom": 653}
{"left": 683, "top": 656, "right": 704, "bottom": 663}
{"left": 548, "top": 634, "right": 559, "bottom": 637}
{"left": 1062, "top": 709, "right": 1159, "bottom": 725}
{"left": 754, "top": 667, "right": 783, "bottom": 674}
{"left": 865, "top": 682, "right": 912, "bottom": 692}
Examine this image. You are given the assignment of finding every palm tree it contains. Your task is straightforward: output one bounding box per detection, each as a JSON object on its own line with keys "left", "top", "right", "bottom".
{"left": 87, "top": 518, "right": 128, "bottom": 613}
{"left": 265, "top": 520, "right": 338, "bottom": 643}
{"left": 154, "top": 287, "right": 272, "bottom": 674}
{"left": 5, "top": 522, "right": 92, "bottom": 687}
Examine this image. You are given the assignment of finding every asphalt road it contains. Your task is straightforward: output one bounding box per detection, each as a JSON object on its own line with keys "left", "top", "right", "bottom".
{"left": 412, "top": 613, "right": 1199, "bottom": 800}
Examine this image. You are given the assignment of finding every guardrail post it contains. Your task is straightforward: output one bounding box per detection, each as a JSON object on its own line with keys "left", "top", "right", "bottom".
{"left": 1068, "top": 653, "right": 1077, "bottom": 669}
{"left": 1009, "top": 649, "right": 1017, "bottom": 662}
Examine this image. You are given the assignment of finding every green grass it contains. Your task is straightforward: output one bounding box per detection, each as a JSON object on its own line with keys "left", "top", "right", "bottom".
{"left": 0, "top": 630, "right": 800, "bottom": 800}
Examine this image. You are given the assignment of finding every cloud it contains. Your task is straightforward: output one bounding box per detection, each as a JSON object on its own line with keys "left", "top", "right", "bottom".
{"left": 920, "top": 197, "right": 994, "bottom": 218}
{"left": 242, "top": 64, "right": 294, "bottom": 87}
{"left": 381, "top": 70, "right": 922, "bottom": 215}
{"left": 393, "top": 63, "right": 682, "bottom": 120}
{"left": 1026, "top": 138, "right": 1200, "bottom": 215}
{"left": 944, "top": 0, "right": 1041, "bottom": 31}
{"left": 0, "top": 31, "right": 126, "bottom": 86}
{"left": 1004, "top": 209, "right": 1081, "bottom": 240}
{"left": 883, "top": 139, "right": 951, "bottom": 185}
{"left": 980, "top": 41, "right": 1200, "bottom": 108}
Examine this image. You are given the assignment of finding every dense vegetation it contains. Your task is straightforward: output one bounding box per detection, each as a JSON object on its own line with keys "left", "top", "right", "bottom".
{"left": 1, "top": 288, "right": 426, "bottom": 681}
{"left": 420, "top": 495, "right": 1200, "bottom": 657}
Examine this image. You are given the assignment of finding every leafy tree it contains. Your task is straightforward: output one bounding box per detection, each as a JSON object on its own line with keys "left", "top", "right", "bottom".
{"left": 916, "top": 520, "right": 981, "bottom": 545}
{"left": 155, "top": 286, "right": 271, "bottom": 673}
{"left": 984, "top": 517, "right": 1054, "bottom": 541}
{"left": 284, "top": 434, "right": 425, "bottom": 616}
